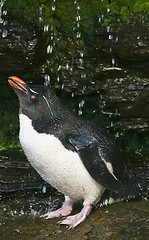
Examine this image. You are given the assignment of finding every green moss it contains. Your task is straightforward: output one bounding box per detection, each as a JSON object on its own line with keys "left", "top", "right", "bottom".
{"left": 107, "top": 2, "right": 119, "bottom": 14}
{"left": 55, "top": 1, "right": 76, "bottom": 36}
{"left": 0, "top": 85, "right": 20, "bottom": 150}
{"left": 0, "top": 111, "right": 20, "bottom": 151}
{"left": 4, "top": 0, "right": 149, "bottom": 38}
{"left": 134, "top": 1, "right": 149, "bottom": 13}
{"left": 120, "top": 6, "right": 131, "bottom": 22}
{"left": 104, "top": 18, "right": 111, "bottom": 27}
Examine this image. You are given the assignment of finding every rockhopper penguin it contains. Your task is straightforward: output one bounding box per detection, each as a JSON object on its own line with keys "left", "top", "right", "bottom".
{"left": 8, "top": 76, "right": 141, "bottom": 228}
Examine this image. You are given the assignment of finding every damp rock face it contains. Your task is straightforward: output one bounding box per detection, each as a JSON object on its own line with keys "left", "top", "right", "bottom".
{"left": 0, "top": 151, "right": 49, "bottom": 194}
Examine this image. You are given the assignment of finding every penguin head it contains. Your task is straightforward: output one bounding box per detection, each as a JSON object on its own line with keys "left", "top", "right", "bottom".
{"left": 8, "top": 76, "right": 55, "bottom": 119}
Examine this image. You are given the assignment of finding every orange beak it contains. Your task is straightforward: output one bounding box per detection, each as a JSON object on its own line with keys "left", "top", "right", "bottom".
{"left": 8, "top": 76, "right": 27, "bottom": 92}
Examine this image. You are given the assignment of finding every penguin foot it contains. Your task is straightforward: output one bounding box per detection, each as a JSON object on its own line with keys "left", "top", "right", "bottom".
{"left": 59, "top": 205, "right": 92, "bottom": 228}
{"left": 40, "top": 200, "right": 73, "bottom": 219}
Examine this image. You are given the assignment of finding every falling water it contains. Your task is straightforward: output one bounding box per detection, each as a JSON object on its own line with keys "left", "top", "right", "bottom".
{"left": 0, "top": 0, "right": 8, "bottom": 38}
{"left": 39, "top": 0, "right": 57, "bottom": 86}
{"left": 0, "top": 0, "right": 6, "bottom": 23}
{"left": 39, "top": 5, "right": 43, "bottom": 23}
{"left": 44, "top": 74, "right": 51, "bottom": 86}
{"left": 78, "top": 99, "right": 85, "bottom": 115}
{"left": 74, "top": 0, "right": 81, "bottom": 39}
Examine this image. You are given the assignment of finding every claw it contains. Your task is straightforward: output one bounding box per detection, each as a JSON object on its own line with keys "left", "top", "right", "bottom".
{"left": 40, "top": 200, "right": 73, "bottom": 219}
{"left": 59, "top": 205, "right": 92, "bottom": 228}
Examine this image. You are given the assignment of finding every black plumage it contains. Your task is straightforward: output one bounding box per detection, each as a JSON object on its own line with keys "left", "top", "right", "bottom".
{"left": 8, "top": 76, "right": 142, "bottom": 228}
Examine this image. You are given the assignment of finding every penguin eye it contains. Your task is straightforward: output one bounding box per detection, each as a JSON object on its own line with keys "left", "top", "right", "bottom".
{"left": 31, "top": 95, "right": 36, "bottom": 99}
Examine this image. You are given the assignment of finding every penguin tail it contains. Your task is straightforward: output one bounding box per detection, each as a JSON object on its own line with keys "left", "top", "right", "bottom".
{"left": 98, "top": 174, "right": 148, "bottom": 208}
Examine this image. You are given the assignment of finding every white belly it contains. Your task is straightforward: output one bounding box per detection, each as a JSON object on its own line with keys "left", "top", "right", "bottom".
{"left": 19, "top": 114, "right": 104, "bottom": 204}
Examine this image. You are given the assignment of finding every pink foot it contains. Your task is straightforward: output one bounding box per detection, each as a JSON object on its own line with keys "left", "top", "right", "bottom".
{"left": 40, "top": 200, "right": 73, "bottom": 219}
{"left": 59, "top": 205, "right": 92, "bottom": 228}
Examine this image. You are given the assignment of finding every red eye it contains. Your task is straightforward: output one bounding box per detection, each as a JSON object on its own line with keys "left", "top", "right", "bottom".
{"left": 31, "top": 95, "right": 35, "bottom": 99}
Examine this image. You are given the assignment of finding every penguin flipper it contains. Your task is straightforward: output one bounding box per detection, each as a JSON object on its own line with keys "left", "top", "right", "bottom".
{"left": 68, "top": 135, "right": 123, "bottom": 192}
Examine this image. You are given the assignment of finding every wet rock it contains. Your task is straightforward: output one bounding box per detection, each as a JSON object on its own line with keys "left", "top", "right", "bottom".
{"left": 0, "top": 20, "right": 45, "bottom": 81}
{"left": 0, "top": 150, "right": 50, "bottom": 193}
{"left": 95, "top": 75, "right": 149, "bottom": 131}
{"left": 0, "top": 197, "right": 148, "bottom": 240}
{"left": 96, "top": 25, "right": 149, "bottom": 78}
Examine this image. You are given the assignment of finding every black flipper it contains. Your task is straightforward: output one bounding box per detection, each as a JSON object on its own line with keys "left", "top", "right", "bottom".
{"left": 69, "top": 135, "right": 124, "bottom": 192}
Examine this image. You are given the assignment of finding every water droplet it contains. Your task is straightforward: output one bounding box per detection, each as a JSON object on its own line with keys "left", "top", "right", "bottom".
{"left": 112, "top": 57, "right": 115, "bottom": 66}
{"left": 47, "top": 45, "right": 53, "bottom": 54}
{"left": 2, "top": 28, "right": 7, "bottom": 38}
{"left": 39, "top": 6, "right": 43, "bottom": 13}
{"left": 76, "top": 31, "right": 81, "bottom": 38}
{"left": 109, "top": 34, "right": 113, "bottom": 40}
{"left": 77, "top": 22, "right": 80, "bottom": 28}
{"left": 78, "top": 109, "right": 82, "bottom": 115}
{"left": 42, "top": 185, "right": 47, "bottom": 193}
{"left": 80, "top": 52, "right": 84, "bottom": 57}
{"left": 3, "top": 20, "right": 7, "bottom": 26}
{"left": 39, "top": 17, "right": 43, "bottom": 22}
{"left": 115, "top": 36, "right": 119, "bottom": 42}
{"left": 115, "top": 132, "right": 119, "bottom": 138}
{"left": 107, "top": 26, "right": 110, "bottom": 32}
{"left": 76, "top": 16, "right": 80, "bottom": 21}
{"left": 81, "top": 73, "right": 87, "bottom": 78}
{"left": 98, "top": 17, "right": 101, "bottom": 22}
{"left": 79, "top": 58, "right": 83, "bottom": 65}
{"left": 52, "top": 6, "right": 56, "bottom": 11}
{"left": 44, "top": 74, "right": 51, "bottom": 86}
{"left": 65, "top": 63, "right": 69, "bottom": 70}
{"left": 79, "top": 100, "right": 85, "bottom": 108}
{"left": 82, "top": 85, "right": 86, "bottom": 93}
{"left": 111, "top": 122, "right": 114, "bottom": 127}
{"left": 14, "top": 229, "right": 22, "bottom": 234}
{"left": 58, "top": 65, "right": 61, "bottom": 71}
{"left": 3, "top": 10, "right": 7, "bottom": 15}
{"left": 0, "top": 0, "right": 6, "bottom": 23}
{"left": 30, "top": 209, "right": 38, "bottom": 217}
{"left": 44, "top": 24, "right": 49, "bottom": 32}
{"left": 20, "top": 210, "right": 24, "bottom": 216}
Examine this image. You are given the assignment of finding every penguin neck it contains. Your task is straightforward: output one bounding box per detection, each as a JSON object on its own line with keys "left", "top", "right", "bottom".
{"left": 19, "top": 106, "right": 67, "bottom": 134}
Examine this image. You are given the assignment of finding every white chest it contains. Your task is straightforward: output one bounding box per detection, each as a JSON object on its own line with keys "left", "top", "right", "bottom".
{"left": 19, "top": 114, "right": 104, "bottom": 204}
